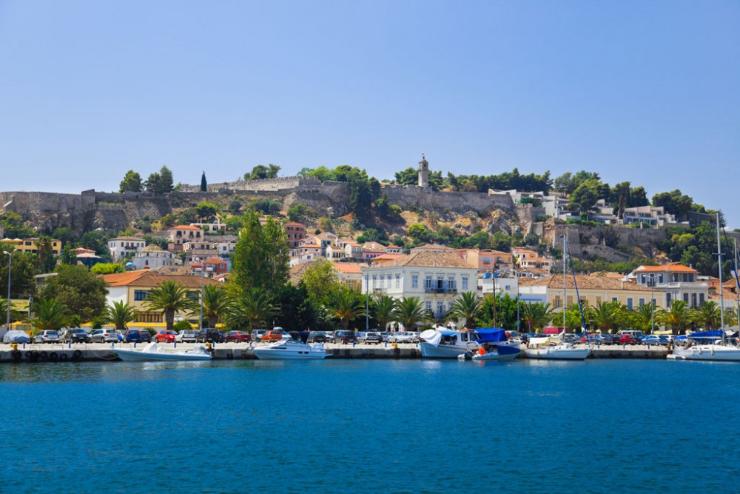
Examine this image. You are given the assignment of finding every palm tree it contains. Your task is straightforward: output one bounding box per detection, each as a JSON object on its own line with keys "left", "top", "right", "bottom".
{"left": 448, "top": 292, "right": 481, "bottom": 328}
{"left": 692, "top": 301, "right": 721, "bottom": 329}
{"left": 106, "top": 300, "right": 135, "bottom": 330}
{"left": 588, "top": 301, "right": 621, "bottom": 332}
{"left": 225, "top": 288, "right": 278, "bottom": 331}
{"left": 202, "top": 285, "right": 228, "bottom": 328}
{"left": 329, "top": 286, "right": 363, "bottom": 329}
{"left": 393, "top": 297, "right": 428, "bottom": 331}
{"left": 522, "top": 302, "right": 552, "bottom": 332}
{"left": 145, "top": 281, "right": 196, "bottom": 330}
{"left": 0, "top": 297, "right": 9, "bottom": 324}
{"left": 32, "top": 298, "right": 69, "bottom": 330}
{"left": 632, "top": 302, "right": 656, "bottom": 333}
{"left": 658, "top": 300, "right": 692, "bottom": 335}
{"left": 372, "top": 294, "right": 396, "bottom": 331}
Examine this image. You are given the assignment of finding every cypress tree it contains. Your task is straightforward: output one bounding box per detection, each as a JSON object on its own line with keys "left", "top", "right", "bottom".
{"left": 200, "top": 171, "right": 208, "bottom": 192}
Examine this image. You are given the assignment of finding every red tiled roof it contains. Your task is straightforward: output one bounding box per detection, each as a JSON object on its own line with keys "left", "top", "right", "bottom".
{"left": 102, "top": 270, "right": 217, "bottom": 288}
{"left": 634, "top": 263, "right": 697, "bottom": 274}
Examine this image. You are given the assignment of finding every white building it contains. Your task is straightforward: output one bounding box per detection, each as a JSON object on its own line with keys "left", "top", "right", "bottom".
{"left": 107, "top": 237, "right": 146, "bottom": 262}
{"left": 622, "top": 206, "right": 676, "bottom": 227}
{"left": 478, "top": 275, "right": 519, "bottom": 297}
{"left": 629, "top": 263, "right": 708, "bottom": 308}
{"left": 132, "top": 245, "right": 175, "bottom": 270}
{"left": 361, "top": 249, "right": 478, "bottom": 323}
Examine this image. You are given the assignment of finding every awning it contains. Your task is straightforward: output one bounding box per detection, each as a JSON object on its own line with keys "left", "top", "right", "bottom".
{"left": 474, "top": 327, "right": 507, "bottom": 343}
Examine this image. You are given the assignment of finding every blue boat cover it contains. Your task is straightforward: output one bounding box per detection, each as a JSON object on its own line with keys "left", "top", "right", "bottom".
{"left": 474, "top": 327, "right": 507, "bottom": 343}
{"left": 688, "top": 330, "right": 723, "bottom": 340}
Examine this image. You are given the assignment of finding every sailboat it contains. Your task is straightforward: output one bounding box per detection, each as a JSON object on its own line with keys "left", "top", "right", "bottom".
{"left": 524, "top": 234, "right": 591, "bottom": 361}
{"left": 669, "top": 213, "right": 740, "bottom": 362}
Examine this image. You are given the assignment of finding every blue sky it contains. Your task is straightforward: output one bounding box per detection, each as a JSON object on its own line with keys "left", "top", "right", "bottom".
{"left": 1, "top": 1, "right": 738, "bottom": 224}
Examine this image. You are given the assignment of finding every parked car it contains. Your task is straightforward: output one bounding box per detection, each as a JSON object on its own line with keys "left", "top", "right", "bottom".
{"left": 618, "top": 333, "right": 638, "bottom": 345}
{"left": 176, "top": 330, "right": 199, "bottom": 343}
{"left": 154, "top": 330, "right": 177, "bottom": 343}
{"left": 34, "top": 330, "right": 61, "bottom": 344}
{"left": 62, "top": 328, "right": 91, "bottom": 343}
{"left": 196, "top": 328, "right": 224, "bottom": 343}
{"left": 364, "top": 331, "right": 383, "bottom": 344}
{"left": 262, "top": 327, "right": 289, "bottom": 343}
{"left": 251, "top": 329, "right": 268, "bottom": 342}
{"left": 224, "top": 330, "right": 251, "bottom": 343}
{"left": 562, "top": 333, "right": 579, "bottom": 344}
{"left": 642, "top": 335, "right": 670, "bottom": 346}
{"left": 308, "top": 331, "right": 328, "bottom": 343}
{"left": 91, "top": 329, "right": 120, "bottom": 343}
{"left": 124, "top": 329, "right": 152, "bottom": 343}
{"left": 388, "top": 331, "right": 416, "bottom": 343}
{"left": 333, "top": 330, "right": 357, "bottom": 344}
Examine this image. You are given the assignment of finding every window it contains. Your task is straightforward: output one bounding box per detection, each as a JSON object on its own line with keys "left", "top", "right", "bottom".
{"left": 683, "top": 293, "right": 689, "bottom": 303}
{"left": 553, "top": 296, "right": 561, "bottom": 308}
{"left": 666, "top": 293, "right": 672, "bottom": 306}
{"left": 639, "top": 298, "right": 645, "bottom": 307}
{"left": 658, "top": 274, "right": 664, "bottom": 283}
{"left": 699, "top": 293, "right": 705, "bottom": 305}
{"left": 448, "top": 276, "right": 456, "bottom": 291}
{"left": 412, "top": 274, "right": 419, "bottom": 289}
{"left": 691, "top": 293, "right": 697, "bottom": 307}
{"left": 612, "top": 297, "right": 618, "bottom": 303}
{"left": 425, "top": 275, "right": 433, "bottom": 290}
{"left": 627, "top": 298, "right": 633, "bottom": 310}
{"left": 134, "top": 290, "right": 149, "bottom": 301}
{"left": 462, "top": 276, "right": 469, "bottom": 291}
{"left": 395, "top": 274, "right": 401, "bottom": 289}
{"left": 436, "top": 302, "right": 444, "bottom": 318}
{"left": 425, "top": 301, "right": 432, "bottom": 313}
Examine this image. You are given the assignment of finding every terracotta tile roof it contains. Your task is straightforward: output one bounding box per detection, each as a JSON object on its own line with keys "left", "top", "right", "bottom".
{"left": 102, "top": 270, "right": 217, "bottom": 288}
{"left": 362, "top": 241, "right": 386, "bottom": 251}
{"left": 372, "top": 250, "right": 475, "bottom": 269}
{"left": 172, "top": 225, "right": 201, "bottom": 231}
{"left": 333, "top": 262, "right": 364, "bottom": 274}
{"left": 110, "top": 236, "right": 145, "bottom": 242}
{"left": 520, "top": 274, "right": 652, "bottom": 291}
{"left": 284, "top": 221, "right": 305, "bottom": 228}
{"left": 634, "top": 263, "right": 697, "bottom": 274}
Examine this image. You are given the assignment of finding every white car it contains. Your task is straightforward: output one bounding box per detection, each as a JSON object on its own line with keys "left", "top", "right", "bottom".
{"left": 176, "top": 330, "right": 199, "bottom": 343}
{"left": 90, "top": 329, "right": 120, "bottom": 343}
{"left": 34, "top": 330, "right": 61, "bottom": 344}
{"left": 388, "top": 332, "right": 417, "bottom": 343}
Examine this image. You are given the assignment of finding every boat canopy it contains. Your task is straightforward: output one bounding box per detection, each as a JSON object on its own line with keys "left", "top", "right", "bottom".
{"left": 474, "top": 327, "right": 507, "bottom": 343}
{"left": 542, "top": 326, "right": 562, "bottom": 335}
{"left": 688, "top": 330, "right": 724, "bottom": 340}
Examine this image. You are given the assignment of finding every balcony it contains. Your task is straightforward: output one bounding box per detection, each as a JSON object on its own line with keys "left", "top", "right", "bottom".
{"left": 424, "top": 287, "right": 457, "bottom": 294}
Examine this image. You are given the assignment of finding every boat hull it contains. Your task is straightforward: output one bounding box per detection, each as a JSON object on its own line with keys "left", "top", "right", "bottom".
{"left": 253, "top": 349, "right": 327, "bottom": 360}
{"left": 419, "top": 342, "right": 471, "bottom": 359}
{"left": 114, "top": 349, "right": 212, "bottom": 362}
{"left": 524, "top": 347, "right": 590, "bottom": 360}
{"left": 472, "top": 351, "right": 520, "bottom": 362}
{"left": 670, "top": 345, "right": 740, "bottom": 362}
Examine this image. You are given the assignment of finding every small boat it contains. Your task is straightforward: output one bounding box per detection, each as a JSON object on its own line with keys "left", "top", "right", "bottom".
{"left": 471, "top": 328, "right": 521, "bottom": 361}
{"left": 668, "top": 340, "right": 740, "bottom": 362}
{"left": 419, "top": 327, "right": 479, "bottom": 359}
{"left": 114, "top": 342, "right": 212, "bottom": 362}
{"left": 524, "top": 336, "right": 590, "bottom": 360}
{"left": 253, "top": 339, "right": 328, "bottom": 360}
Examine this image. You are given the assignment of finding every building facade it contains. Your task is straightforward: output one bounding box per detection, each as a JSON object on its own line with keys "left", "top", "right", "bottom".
{"left": 108, "top": 236, "right": 146, "bottom": 261}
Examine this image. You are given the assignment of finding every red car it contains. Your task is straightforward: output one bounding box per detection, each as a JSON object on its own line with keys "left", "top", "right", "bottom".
{"left": 618, "top": 333, "right": 637, "bottom": 345}
{"left": 225, "top": 331, "right": 251, "bottom": 343}
{"left": 155, "top": 330, "right": 177, "bottom": 343}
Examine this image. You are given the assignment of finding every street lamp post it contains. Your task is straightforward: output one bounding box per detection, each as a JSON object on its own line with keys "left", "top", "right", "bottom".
{"left": 3, "top": 251, "right": 12, "bottom": 330}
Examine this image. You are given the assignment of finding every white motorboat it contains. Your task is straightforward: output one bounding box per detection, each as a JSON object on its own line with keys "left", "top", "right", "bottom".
{"left": 114, "top": 342, "right": 212, "bottom": 362}
{"left": 523, "top": 336, "right": 590, "bottom": 360}
{"left": 472, "top": 345, "right": 521, "bottom": 362}
{"left": 419, "top": 327, "right": 479, "bottom": 359}
{"left": 253, "top": 339, "right": 328, "bottom": 360}
{"left": 669, "top": 343, "right": 740, "bottom": 362}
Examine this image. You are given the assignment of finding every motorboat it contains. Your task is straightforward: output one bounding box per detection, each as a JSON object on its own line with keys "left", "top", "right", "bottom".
{"left": 668, "top": 332, "right": 740, "bottom": 362}
{"left": 419, "top": 327, "right": 479, "bottom": 359}
{"left": 114, "top": 342, "right": 212, "bottom": 362}
{"left": 523, "top": 336, "right": 590, "bottom": 360}
{"left": 470, "top": 328, "right": 521, "bottom": 361}
{"left": 253, "top": 339, "right": 328, "bottom": 360}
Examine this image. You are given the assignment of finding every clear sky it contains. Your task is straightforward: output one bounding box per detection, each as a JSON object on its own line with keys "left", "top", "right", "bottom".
{"left": 1, "top": 1, "right": 738, "bottom": 224}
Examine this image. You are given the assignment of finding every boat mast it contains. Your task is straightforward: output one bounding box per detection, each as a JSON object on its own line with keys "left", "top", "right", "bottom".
{"left": 734, "top": 238, "right": 740, "bottom": 334}
{"left": 716, "top": 213, "right": 725, "bottom": 338}
{"left": 562, "top": 234, "right": 567, "bottom": 331}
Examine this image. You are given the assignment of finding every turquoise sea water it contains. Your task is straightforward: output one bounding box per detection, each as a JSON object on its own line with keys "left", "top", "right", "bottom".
{"left": 1, "top": 359, "right": 738, "bottom": 493}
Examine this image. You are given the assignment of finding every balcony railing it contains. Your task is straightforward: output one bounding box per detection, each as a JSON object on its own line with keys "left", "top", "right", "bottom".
{"left": 424, "top": 287, "right": 458, "bottom": 294}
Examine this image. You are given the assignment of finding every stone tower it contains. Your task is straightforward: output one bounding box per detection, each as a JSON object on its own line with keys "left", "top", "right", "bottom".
{"left": 418, "top": 153, "right": 429, "bottom": 187}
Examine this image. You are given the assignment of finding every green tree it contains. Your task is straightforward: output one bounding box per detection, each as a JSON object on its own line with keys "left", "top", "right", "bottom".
{"left": 588, "top": 301, "right": 622, "bottom": 331}
{"left": 39, "top": 265, "right": 107, "bottom": 323}
{"left": 522, "top": 302, "right": 553, "bottom": 332}
{"left": 394, "top": 167, "right": 417, "bottom": 186}
{"left": 692, "top": 301, "right": 721, "bottom": 330}
{"left": 0, "top": 297, "right": 9, "bottom": 324}
{"left": 145, "top": 166, "right": 174, "bottom": 194}
{"left": 287, "top": 203, "right": 307, "bottom": 222}
{"left": 225, "top": 288, "right": 278, "bottom": 331}
{"left": 119, "top": 170, "right": 143, "bottom": 193}
{"left": 145, "top": 281, "right": 196, "bottom": 330}
{"left": 202, "top": 285, "right": 228, "bottom": 328}
{"left": 274, "top": 284, "right": 318, "bottom": 331}
{"left": 231, "top": 210, "right": 289, "bottom": 299}
{"left": 195, "top": 201, "right": 218, "bottom": 221}
{"left": 631, "top": 302, "right": 657, "bottom": 333}
{"left": 245, "top": 164, "right": 280, "bottom": 180}
{"left": 301, "top": 259, "right": 340, "bottom": 307}
{"left": 372, "top": 295, "right": 396, "bottom": 331}
{"left": 393, "top": 297, "right": 428, "bottom": 330}
{"left": 0, "top": 211, "right": 35, "bottom": 238}
{"left": 328, "top": 286, "right": 363, "bottom": 329}
{"left": 657, "top": 300, "right": 692, "bottom": 335}
{"left": 35, "top": 237, "right": 57, "bottom": 273}
{"left": 32, "top": 298, "right": 69, "bottom": 330}
{"left": 569, "top": 178, "right": 602, "bottom": 212}
{"left": 200, "top": 171, "right": 208, "bottom": 192}
{"left": 90, "top": 263, "right": 124, "bottom": 275}
{"left": 448, "top": 292, "right": 482, "bottom": 328}
{"left": 652, "top": 189, "right": 696, "bottom": 221}
{"left": 106, "top": 301, "right": 135, "bottom": 330}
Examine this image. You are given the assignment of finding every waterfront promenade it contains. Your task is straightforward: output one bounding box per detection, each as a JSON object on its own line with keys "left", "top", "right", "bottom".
{"left": 0, "top": 342, "right": 669, "bottom": 362}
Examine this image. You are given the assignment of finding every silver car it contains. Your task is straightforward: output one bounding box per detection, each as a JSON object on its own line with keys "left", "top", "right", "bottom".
{"left": 34, "top": 330, "right": 61, "bottom": 344}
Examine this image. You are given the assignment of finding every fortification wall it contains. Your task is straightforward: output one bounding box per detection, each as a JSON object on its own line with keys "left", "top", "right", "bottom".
{"left": 545, "top": 223, "right": 671, "bottom": 260}
{"left": 382, "top": 186, "right": 514, "bottom": 215}
{"left": 180, "top": 176, "right": 319, "bottom": 193}
{"left": 0, "top": 191, "right": 91, "bottom": 233}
